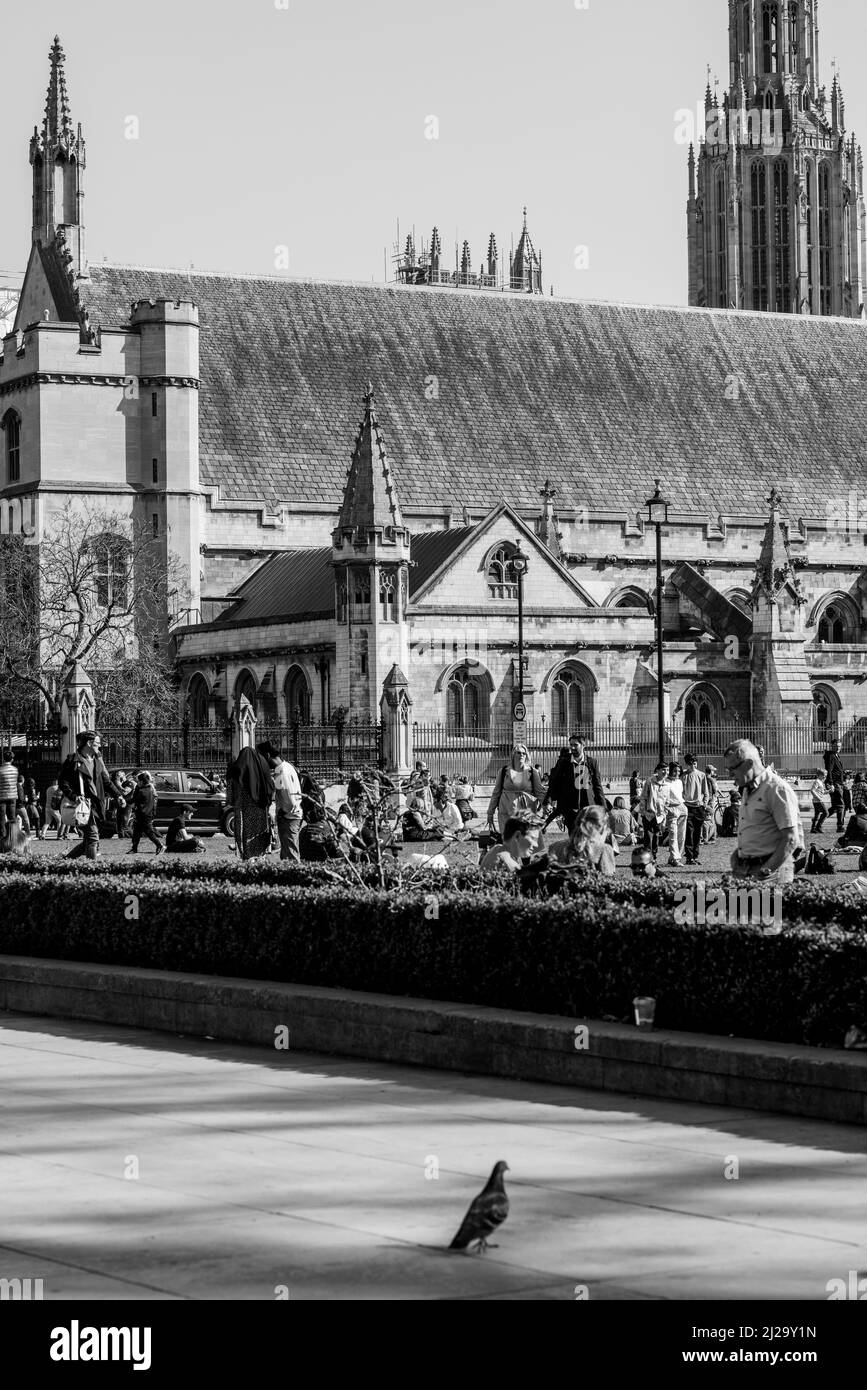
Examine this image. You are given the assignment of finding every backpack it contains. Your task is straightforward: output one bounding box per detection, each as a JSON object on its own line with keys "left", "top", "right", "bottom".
{"left": 805, "top": 844, "right": 835, "bottom": 875}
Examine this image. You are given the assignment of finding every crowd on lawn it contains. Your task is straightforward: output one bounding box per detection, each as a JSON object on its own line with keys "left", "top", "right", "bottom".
{"left": 1, "top": 730, "right": 866, "bottom": 886}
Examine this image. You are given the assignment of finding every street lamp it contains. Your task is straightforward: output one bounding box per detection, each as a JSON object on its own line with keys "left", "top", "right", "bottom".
{"left": 511, "top": 541, "right": 529, "bottom": 720}
{"left": 645, "top": 481, "right": 669, "bottom": 766}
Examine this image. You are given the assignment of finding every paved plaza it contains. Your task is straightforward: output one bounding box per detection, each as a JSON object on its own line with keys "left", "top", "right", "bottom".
{"left": 1, "top": 1013, "right": 865, "bottom": 1300}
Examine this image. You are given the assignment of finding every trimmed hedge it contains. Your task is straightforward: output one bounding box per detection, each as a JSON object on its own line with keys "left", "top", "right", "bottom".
{"left": 1, "top": 865, "right": 866, "bottom": 1047}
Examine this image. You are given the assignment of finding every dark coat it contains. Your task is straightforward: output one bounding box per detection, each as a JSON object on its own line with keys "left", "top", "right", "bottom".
{"left": 544, "top": 748, "right": 605, "bottom": 815}
{"left": 823, "top": 750, "right": 845, "bottom": 785}
{"left": 61, "top": 751, "right": 124, "bottom": 821}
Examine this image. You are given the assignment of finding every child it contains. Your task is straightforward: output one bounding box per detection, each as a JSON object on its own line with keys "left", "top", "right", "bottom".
{"left": 129, "top": 771, "right": 164, "bottom": 855}
{"left": 809, "top": 768, "right": 828, "bottom": 833}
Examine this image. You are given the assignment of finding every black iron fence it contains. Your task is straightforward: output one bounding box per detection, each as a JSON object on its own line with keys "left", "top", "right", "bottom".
{"left": 256, "top": 717, "right": 382, "bottom": 779}
{"left": 99, "top": 720, "right": 233, "bottom": 775}
{"left": 412, "top": 719, "right": 867, "bottom": 783}
{"left": 0, "top": 725, "right": 64, "bottom": 791}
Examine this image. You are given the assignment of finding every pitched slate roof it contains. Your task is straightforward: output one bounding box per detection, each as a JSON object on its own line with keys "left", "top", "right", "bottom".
{"left": 81, "top": 266, "right": 867, "bottom": 518}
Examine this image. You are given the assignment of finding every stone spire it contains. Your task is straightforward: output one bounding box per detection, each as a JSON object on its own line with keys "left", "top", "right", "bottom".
{"left": 44, "top": 36, "right": 74, "bottom": 144}
{"left": 750, "top": 487, "right": 805, "bottom": 610}
{"left": 335, "top": 385, "right": 406, "bottom": 541}
{"left": 538, "top": 479, "right": 562, "bottom": 559}
{"left": 749, "top": 487, "right": 813, "bottom": 723}
{"left": 30, "top": 36, "right": 87, "bottom": 277}
{"left": 510, "top": 207, "right": 543, "bottom": 293}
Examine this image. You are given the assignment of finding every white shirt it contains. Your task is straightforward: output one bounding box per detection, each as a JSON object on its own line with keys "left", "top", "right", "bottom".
{"left": 273, "top": 759, "right": 302, "bottom": 815}
{"left": 666, "top": 777, "right": 685, "bottom": 812}
{"left": 810, "top": 777, "right": 827, "bottom": 801}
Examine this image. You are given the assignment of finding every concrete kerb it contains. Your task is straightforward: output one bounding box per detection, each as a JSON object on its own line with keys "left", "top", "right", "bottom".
{"left": 0, "top": 955, "right": 865, "bottom": 1125}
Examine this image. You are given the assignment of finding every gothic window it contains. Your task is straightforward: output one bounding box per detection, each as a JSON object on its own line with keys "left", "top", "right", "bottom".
{"left": 187, "top": 675, "right": 209, "bottom": 726}
{"left": 818, "top": 161, "right": 832, "bottom": 315}
{"left": 379, "top": 570, "right": 397, "bottom": 622}
{"left": 550, "top": 664, "right": 593, "bottom": 734}
{"left": 235, "top": 670, "right": 257, "bottom": 714}
{"left": 716, "top": 174, "right": 728, "bottom": 307}
{"left": 91, "top": 536, "right": 129, "bottom": 609}
{"left": 817, "top": 603, "right": 850, "bottom": 644}
{"left": 751, "top": 163, "right": 769, "bottom": 310}
{"left": 3, "top": 410, "right": 20, "bottom": 482}
{"left": 446, "top": 665, "right": 489, "bottom": 735}
{"left": 789, "top": 2, "right": 799, "bottom": 55}
{"left": 613, "top": 587, "right": 652, "bottom": 611}
{"left": 773, "top": 160, "right": 791, "bottom": 312}
{"left": 487, "top": 544, "right": 518, "bottom": 599}
{"left": 351, "top": 571, "right": 371, "bottom": 622}
{"left": 813, "top": 686, "right": 839, "bottom": 739}
{"left": 806, "top": 161, "right": 815, "bottom": 308}
{"left": 284, "top": 667, "right": 311, "bottom": 723}
{"left": 336, "top": 578, "right": 348, "bottom": 625}
{"left": 743, "top": 3, "right": 750, "bottom": 57}
{"left": 762, "top": 3, "right": 779, "bottom": 73}
{"left": 683, "top": 690, "right": 719, "bottom": 750}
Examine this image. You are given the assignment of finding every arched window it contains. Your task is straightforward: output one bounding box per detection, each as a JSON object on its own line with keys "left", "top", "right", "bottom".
{"left": 773, "top": 160, "right": 791, "bottom": 312}
{"left": 817, "top": 602, "right": 851, "bottom": 644}
{"left": 379, "top": 570, "right": 397, "bottom": 622}
{"left": 446, "top": 665, "right": 489, "bottom": 735}
{"left": 91, "top": 536, "right": 130, "bottom": 609}
{"left": 235, "top": 670, "right": 257, "bottom": 714}
{"left": 351, "top": 571, "right": 371, "bottom": 622}
{"left": 2, "top": 410, "right": 20, "bottom": 483}
{"left": 751, "top": 162, "right": 769, "bottom": 310}
{"left": 487, "top": 544, "right": 518, "bottom": 599}
{"left": 550, "top": 664, "right": 594, "bottom": 734}
{"left": 612, "top": 586, "right": 652, "bottom": 611}
{"left": 813, "top": 686, "right": 840, "bottom": 739}
{"left": 716, "top": 174, "right": 728, "bottom": 307}
{"left": 762, "top": 3, "right": 779, "bottom": 73}
{"left": 818, "top": 161, "right": 832, "bottom": 315}
{"left": 284, "top": 667, "right": 311, "bottom": 723}
{"left": 806, "top": 160, "right": 815, "bottom": 308}
{"left": 187, "top": 675, "right": 210, "bottom": 726}
{"left": 724, "top": 588, "right": 751, "bottom": 615}
{"left": 683, "top": 688, "right": 721, "bottom": 751}
{"left": 336, "top": 577, "right": 348, "bottom": 625}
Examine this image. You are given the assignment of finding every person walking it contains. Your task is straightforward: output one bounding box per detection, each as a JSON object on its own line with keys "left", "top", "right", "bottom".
{"left": 226, "top": 744, "right": 275, "bottom": 861}
{"left": 664, "top": 761, "right": 688, "bottom": 866}
{"left": 260, "top": 742, "right": 303, "bottom": 863}
{"left": 639, "top": 763, "right": 669, "bottom": 861}
{"left": 60, "top": 730, "right": 128, "bottom": 862}
{"left": 0, "top": 748, "right": 18, "bottom": 842}
{"left": 488, "top": 744, "right": 545, "bottom": 837}
{"left": 23, "top": 775, "right": 41, "bottom": 839}
{"left": 543, "top": 732, "right": 605, "bottom": 835}
{"left": 809, "top": 769, "right": 828, "bottom": 833}
{"left": 113, "top": 771, "right": 135, "bottom": 838}
{"left": 724, "top": 738, "right": 803, "bottom": 884}
{"left": 129, "top": 771, "right": 164, "bottom": 854}
{"left": 15, "top": 772, "right": 31, "bottom": 836}
{"left": 823, "top": 737, "right": 846, "bottom": 833}
{"left": 43, "top": 777, "right": 63, "bottom": 839}
{"left": 682, "top": 753, "right": 710, "bottom": 865}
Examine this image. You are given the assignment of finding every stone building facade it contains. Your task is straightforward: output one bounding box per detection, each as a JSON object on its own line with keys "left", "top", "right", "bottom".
{"left": 2, "top": 35, "right": 867, "bottom": 761}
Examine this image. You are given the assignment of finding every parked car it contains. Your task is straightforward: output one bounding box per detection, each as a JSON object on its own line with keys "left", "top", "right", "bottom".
{"left": 115, "top": 769, "right": 233, "bottom": 837}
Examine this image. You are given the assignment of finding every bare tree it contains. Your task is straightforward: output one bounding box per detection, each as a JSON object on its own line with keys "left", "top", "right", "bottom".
{"left": 0, "top": 501, "right": 185, "bottom": 724}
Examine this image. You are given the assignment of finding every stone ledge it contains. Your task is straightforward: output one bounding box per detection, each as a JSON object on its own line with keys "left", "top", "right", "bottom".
{"left": 0, "top": 956, "right": 864, "bottom": 1124}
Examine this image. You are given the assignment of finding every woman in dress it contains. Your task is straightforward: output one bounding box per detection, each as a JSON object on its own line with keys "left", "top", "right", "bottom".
{"left": 226, "top": 743, "right": 275, "bottom": 861}
{"left": 486, "top": 744, "right": 545, "bottom": 837}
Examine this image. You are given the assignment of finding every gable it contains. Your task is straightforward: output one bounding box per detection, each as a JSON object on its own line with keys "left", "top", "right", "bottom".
{"left": 14, "top": 243, "right": 78, "bottom": 332}
{"left": 410, "top": 508, "right": 594, "bottom": 609}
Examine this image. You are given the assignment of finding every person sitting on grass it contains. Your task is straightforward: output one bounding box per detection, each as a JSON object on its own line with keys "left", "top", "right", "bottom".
{"left": 549, "top": 805, "right": 617, "bottom": 875}
{"left": 631, "top": 845, "right": 663, "bottom": 878}
{"left": 480, "top": 816, "right": 534, "bottom": 873}
{"left": 165, "top": 803, "right": 205, "bottom": 854}
{"left": 837, "top": 800, "right": 867, "bottom": 851}
{"left": 438, "top": 787, "right": 464, "bottom": 835}
{"left": 608, "top": 796, "right": 635, "bottom": 847}
{"left": 334, "top": 801, "right": 369, "bottom": 861}
{"left": 454, "top": 774, "right": 475, "bottom": 823}
{"left": 0, "top": 812, "right": 30, "bottom": 858}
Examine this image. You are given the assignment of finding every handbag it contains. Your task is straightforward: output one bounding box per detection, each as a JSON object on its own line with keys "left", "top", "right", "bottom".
{"left": 60, "top": 769, "right": 91, "bottom": 829}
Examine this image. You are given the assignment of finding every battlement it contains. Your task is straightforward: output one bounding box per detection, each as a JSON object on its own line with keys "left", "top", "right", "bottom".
{"left": 130, "top": 298, "right": 199, "bottom": 327}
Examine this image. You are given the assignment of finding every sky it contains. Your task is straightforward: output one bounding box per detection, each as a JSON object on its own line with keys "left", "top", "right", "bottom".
{"left": 2, "top": 0, "right": 866, "bottom": 307}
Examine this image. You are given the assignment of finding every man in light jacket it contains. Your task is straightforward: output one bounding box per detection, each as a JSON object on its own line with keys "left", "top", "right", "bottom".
{"left": 682, "top": 753, "right": 710, "bottom": 866}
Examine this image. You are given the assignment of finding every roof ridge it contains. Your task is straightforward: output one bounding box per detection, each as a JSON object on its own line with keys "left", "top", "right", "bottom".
{"left": 87, "top": 264, "right": 867, "bottom": 326}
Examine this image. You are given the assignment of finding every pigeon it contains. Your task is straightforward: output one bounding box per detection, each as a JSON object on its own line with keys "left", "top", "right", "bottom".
{"left": 449, "top": 1161, "right": 510, "bottom": 1253}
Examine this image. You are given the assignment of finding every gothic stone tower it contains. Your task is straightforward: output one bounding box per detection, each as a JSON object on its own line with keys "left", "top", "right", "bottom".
{"left": 688, "top": 1, "right": 866, "bottom": 316}
{"left": 331, "top": 387, "right": 410, "bottom": 717}
{"left": 749, "top": 487, "right": 814, "bottom": 725}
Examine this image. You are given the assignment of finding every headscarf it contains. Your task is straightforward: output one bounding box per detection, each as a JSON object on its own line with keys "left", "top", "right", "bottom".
{"left": 229, "top": 745, "right": 274, "bottom": 808}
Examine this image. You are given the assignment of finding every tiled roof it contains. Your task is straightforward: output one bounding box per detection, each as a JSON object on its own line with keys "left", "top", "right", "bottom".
{"left": 82, "top": 267, "right": 867, "bottom": 517}
{"left": 201, "top": 527, "right": 475, "bottom": 630}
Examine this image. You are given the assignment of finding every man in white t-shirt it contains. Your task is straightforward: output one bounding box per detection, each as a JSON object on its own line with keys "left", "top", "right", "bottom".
{"left": 263, "top": 745, "right": 303, "bottom": 862}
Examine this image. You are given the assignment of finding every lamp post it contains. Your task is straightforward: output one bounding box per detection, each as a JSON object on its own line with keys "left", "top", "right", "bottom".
{"left": 645, "top": 481, "right": 669, "bottom": 766}
{"left": 511, "top": 541, "right": 529, "bottom": 721}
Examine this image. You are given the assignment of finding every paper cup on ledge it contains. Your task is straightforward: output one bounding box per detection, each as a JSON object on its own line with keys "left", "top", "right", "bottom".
{"left": 633, "top": 996, "right": 656, "bottom": 1029}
